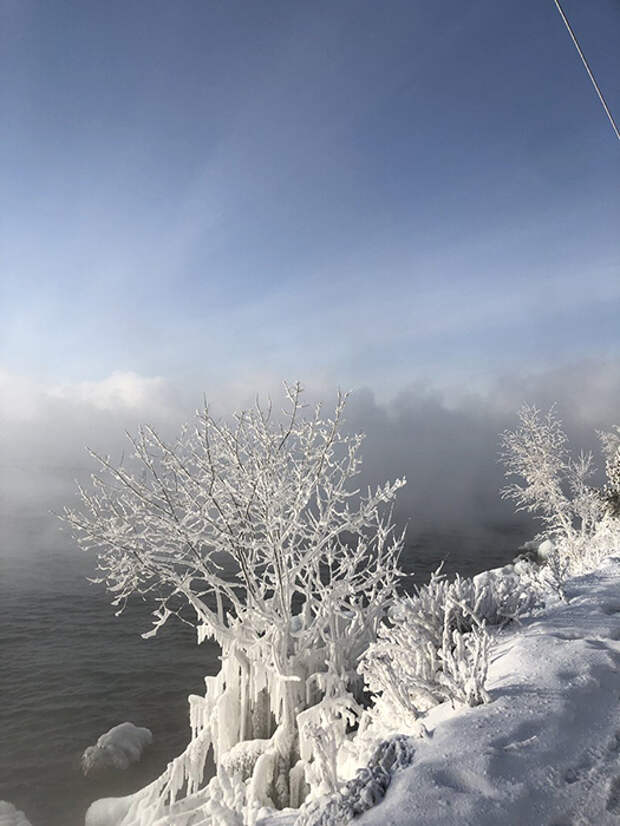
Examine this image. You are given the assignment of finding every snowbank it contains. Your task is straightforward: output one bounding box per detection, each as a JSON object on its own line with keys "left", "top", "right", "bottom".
{"left": 259, "top": 557, "right": 620, "bottom": 826}
{"left": 343, "top": 557, "right": 620, "bottom": 825}
{"left": 0, "top": 802, "right": 32, "bottom": 826}
{"left": 81, "top": 722, "right": 153, "bottom": 774}
{"left": 83, "top": 559, "right": 620, "bottom": 826}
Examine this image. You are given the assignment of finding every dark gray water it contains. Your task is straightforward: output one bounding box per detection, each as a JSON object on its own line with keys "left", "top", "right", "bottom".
{"left": 0, "top": 515, "right": 528, "bottom": 826}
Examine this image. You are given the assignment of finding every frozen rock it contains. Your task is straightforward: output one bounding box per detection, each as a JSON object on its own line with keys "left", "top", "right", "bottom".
{"left": 81, "top": 722, "right": 152, "bottom": 774}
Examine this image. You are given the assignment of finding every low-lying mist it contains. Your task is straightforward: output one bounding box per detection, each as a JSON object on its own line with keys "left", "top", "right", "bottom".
{"left": 2, "top": 359, "right": 619, "bottom": 568}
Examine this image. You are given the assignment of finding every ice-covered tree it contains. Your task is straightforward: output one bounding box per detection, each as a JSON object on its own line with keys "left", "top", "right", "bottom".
{"left": 500, "top": 405, "right": 620, "bottom": 574}
{"left": 64, "top": 382, "right": 406, "bottom": 819}
{"left": 598, "top": 425, "right": 620, "bottom": 517}
{"left": 500, "top": 405, "right": 602, "bottom": 544}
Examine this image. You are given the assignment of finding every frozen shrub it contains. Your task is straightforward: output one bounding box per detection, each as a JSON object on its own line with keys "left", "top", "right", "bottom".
{"left": 500, "top": 406, "right": 620, "bottom": 576}
{"left": 599, "top": 425, "right": 620, "bottom": 518}
{"left": 358, "top": 570, "right": 494, "bottom": 727}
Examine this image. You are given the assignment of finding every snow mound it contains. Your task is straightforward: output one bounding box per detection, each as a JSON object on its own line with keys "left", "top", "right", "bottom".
{"left": 85, "top": 796, "right": 135, "bottom": 826}
{"left": 352, "top": 556, "right": 620, "bottom": 826}
{"left": 0, "top": 802, "right": 32, "bottom": 826}
{"left": 81, "top": 722, "right": 153, "bottom": 774}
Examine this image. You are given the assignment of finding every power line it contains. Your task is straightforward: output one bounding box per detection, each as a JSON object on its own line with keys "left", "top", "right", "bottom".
{"left": 552, "top": 0, "right": 620, "bottom": 141}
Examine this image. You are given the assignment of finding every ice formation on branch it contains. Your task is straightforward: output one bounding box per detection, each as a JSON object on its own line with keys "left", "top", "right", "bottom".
{"left": 64, "top": 382, "right": 406, "bottom": 822}
{"left": 82, "top": 723, "right": 153, "bottom": 774}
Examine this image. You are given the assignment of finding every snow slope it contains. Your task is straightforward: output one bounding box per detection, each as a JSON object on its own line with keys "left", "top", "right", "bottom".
{"left": 349, "top": 557, "right": 620, "bottom": 826}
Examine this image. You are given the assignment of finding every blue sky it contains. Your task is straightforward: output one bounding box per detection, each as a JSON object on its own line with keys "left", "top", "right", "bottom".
{"left": 2, "top": 0, "right": 619, "bottom": 398}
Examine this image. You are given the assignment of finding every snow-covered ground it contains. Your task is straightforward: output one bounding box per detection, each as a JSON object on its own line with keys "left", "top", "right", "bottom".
{"left": 83, "top": 558, "right": 620, "bottom": 826}
{"left": 306, "top": 557, "right": 620, "bottom": 826}
{"left": 256, "top": 557, "right": 620, "bottom": 826}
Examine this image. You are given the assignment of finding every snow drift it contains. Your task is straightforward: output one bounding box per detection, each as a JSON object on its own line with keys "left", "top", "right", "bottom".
{"left": 266, "top": 557, "right": 620, "bottom": 826}
{"left": 81, "top": 723, "right": 153, "bottom": 774}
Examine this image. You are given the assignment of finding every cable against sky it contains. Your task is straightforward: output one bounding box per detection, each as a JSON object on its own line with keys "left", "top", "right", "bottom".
{"left": 552, "top": 0, "right": 620, "bottom": 141}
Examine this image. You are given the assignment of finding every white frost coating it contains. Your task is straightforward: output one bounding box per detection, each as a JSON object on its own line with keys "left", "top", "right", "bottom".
{"left": 248, "top": 751, "right": 277, "bottom": 809}
{"left": 0, "top": 802, "right": 32, "bottom": 826}
{"left": 297, "top": 694, "right": 360, "bottom": 797}
{"left": 295, "top": 736, "right": 416, "bottom": 826}
{"left": 81, "top": 722, "right": 153, "bottom": 774}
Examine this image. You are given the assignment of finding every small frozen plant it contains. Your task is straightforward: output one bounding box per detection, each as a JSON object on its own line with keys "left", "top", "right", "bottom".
{"left": 359, "top": 569, "right": 493, "bottom": 731}
{"left": 81, "top": 722, "right": 153, "bottom": 774}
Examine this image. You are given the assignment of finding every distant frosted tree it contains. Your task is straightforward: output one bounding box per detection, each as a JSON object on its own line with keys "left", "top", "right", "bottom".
{"left": 500, "top": 405, "right": 620, "bottom": 574}
{"left": 500, "top": 405, "right": 601, "bottom": 543}
{"left": 65, "top": 382, "right": 406, "bottom": 818}
{"left": 598, "top": 425, "right": 620, "bottom": 517}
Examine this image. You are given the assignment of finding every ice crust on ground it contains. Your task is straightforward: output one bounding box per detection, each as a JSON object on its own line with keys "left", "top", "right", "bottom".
{"left": 81, "top": 722, "right": 153, "bottom": 774}
{"left": 0, "top": 802, "right": 32, "bottom": 826}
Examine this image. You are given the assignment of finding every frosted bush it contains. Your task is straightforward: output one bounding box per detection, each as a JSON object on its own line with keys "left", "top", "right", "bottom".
{"left": 359, "top": 575, "right": 492, "bottom": 728}
{"left": 599, "top": 425, "right": 620, "bottom": 517}
{"left": 356, "top": 560, "right": 543, "bottom": 732}
{"left": 501, "top": 406, "right": 620, "bottom": 576}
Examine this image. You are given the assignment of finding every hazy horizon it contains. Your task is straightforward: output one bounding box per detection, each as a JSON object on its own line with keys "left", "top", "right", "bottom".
{"left": 3, "top": 359, "right": 620, "bottom": 564}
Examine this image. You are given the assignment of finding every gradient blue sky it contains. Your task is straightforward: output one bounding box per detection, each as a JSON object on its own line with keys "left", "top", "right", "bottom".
{"left": 2, "top": 0, "right": 619, "bottom": 398}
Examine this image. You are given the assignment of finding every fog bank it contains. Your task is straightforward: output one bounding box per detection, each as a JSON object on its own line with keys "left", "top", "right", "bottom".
{"left": 2, "top": 359, "right": 619, "bottom": 560}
